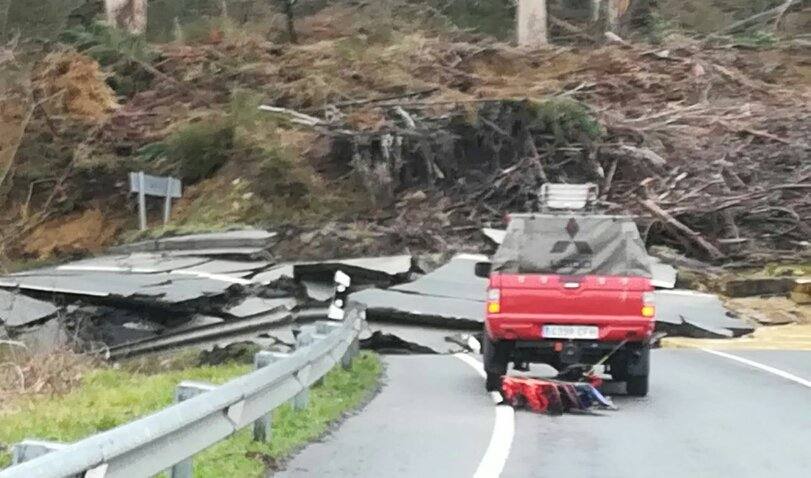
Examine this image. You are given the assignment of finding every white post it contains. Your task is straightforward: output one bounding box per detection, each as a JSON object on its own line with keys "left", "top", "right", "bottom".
{"left": 516, "top": 0, "right": 549, "bottom": 48}
{"left": 163, "top": 178, "right": 173, "bottom": 225}
{"left": 138, "top": 171, "right": 147, "bottom": 231}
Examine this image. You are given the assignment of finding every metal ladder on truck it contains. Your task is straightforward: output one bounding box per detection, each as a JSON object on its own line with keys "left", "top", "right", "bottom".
{"left": 538, "top": 183, "right": 599, "bottom": 212}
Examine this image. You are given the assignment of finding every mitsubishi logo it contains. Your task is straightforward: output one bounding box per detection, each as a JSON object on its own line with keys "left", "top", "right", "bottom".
{"left": 552, "top": 217, "right": 593, "bottom": 270}
{"left": 551, "top": 240, "right": 593, "bottom": 255}
{"left": 565, "top": 218, "right": 579, "bottom": 238}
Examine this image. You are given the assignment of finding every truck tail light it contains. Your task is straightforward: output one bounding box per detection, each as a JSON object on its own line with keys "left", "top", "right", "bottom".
{"left": 487, "top": 288, "right": 501, "bottom": 314}
{"left": 641, "top": 293, "right": 655, "bottom": 318}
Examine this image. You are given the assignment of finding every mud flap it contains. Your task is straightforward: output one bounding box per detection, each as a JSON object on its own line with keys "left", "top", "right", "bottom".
{"left": 626, "top": 346, "right": 650, "bottom": 377}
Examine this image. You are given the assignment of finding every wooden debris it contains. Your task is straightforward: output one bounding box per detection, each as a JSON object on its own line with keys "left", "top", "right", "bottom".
{"left": 640, "top": 199, "right": 725, "bottom": 259}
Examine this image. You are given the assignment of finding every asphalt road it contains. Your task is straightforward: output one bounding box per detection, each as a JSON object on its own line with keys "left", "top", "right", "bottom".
{"left": 275, "top": 350, "right": 811, "bottom": 478}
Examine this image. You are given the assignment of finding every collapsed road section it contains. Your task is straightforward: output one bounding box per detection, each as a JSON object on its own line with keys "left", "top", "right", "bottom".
{"left": 351, "top": 254, "right": 488, "bottom": 327}
{"left": 0, "top": 227, "right": 785, "bottom": 361}
{"left": 0, "top": 230, "right": 282, "bottom": 351}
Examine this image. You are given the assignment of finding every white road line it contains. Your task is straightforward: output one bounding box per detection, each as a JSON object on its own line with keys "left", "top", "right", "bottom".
{"left": 454, "top": 354, "right": 515, "bottom": 478}
{"left": 455, "top": 353, "right": 486, "bottom": 378}
{"left": 169, "top": 270, "right": 252, "bottom": 285}
{"left": 703, "top": 349, "right": 811, "bottom": 388}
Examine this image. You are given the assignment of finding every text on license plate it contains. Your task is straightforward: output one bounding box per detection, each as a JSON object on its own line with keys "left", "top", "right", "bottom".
{"left": 542, "top": 325, "right": 599, "bottom": 340}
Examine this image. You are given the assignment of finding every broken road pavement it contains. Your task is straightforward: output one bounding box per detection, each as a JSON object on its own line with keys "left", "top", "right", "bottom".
{"left": 0, "top": 227, "right": 780, "bottom": 357}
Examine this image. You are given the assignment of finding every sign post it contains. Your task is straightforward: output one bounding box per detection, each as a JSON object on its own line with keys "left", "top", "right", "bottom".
{"left": 129, "top": 172, "right": 182, "bottom": 231}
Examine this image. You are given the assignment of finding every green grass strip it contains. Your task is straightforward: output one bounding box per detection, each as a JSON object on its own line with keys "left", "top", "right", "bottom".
{"left": 0, "top": 352, "right": 381, "bottom": 476}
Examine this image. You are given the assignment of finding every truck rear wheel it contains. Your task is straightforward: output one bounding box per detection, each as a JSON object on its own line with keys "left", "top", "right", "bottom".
{"left": 482, "top": 334, "right": 509, "bottom": 392}
{"left": 626, "top": 374, "right": 649, "bottom": 397}
{"left": 619, "top": 345, "right": 650, "bottom": 397}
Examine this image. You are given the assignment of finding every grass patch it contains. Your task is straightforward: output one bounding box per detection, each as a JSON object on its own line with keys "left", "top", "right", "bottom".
{"left": 164, "top": 117, "right": 236, "bottom": 183}
{"left": 195, "top": 353, "right": 381, "bottom": 476}
{"left": 529, "top": 98, "right": 604, "bottom": 144}
{"left": 0, "top": 352, "right": 381, "bottom": 475}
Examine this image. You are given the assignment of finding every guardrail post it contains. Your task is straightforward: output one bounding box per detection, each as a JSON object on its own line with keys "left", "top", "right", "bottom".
{"left": 351, "top": 336, "right": 360, "bottom": 358}
{"left": 9, "top": 440, "right": 92, "bottom": 477}
{"left": 341, "top": 345, "right": 354, "bottom": 369}
{"left": 252, "top": 351, "right": 288, "bottom": 442}
{"left": 170, "top": 381, "right": 216, "bottom": 478}
{"left": 10, "top": 440, "right": 66, "bottom": 465}
{"left": 312, "top": 321, "right": 341, "bottom": 386}
{"left": 293, "top": 325, "right": 315, "bottom": 410}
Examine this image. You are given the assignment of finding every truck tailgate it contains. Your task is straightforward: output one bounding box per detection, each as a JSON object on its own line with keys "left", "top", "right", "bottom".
{"left": 496, "top": 274, "right": 651, "bottom": 319}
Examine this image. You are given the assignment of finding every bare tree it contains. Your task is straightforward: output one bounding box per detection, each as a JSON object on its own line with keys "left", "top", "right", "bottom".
{"left": 104, "top": 0, "right": 147, "bottom": 34}
{"left": 277, "top": 0, "right": 298, "bottom": 44}
{"left": 0, "top": 0, "right": 11, "bottom": 37}
{"left": 589, "top": 0, "right": 631, "bottom": 31}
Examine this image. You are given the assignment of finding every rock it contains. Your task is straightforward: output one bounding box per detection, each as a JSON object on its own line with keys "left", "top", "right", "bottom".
{"left": 725, "top": 297, "right": 801, "bottom": 326}
{"left": 359, "top": 331, "right": 438, "bottom": 354}
{"left": 197, "top": 341, "right": 263, "bottom": 365}
{"left": 11, "top": 319, "right": 71, "bottom": 352}
{"left": 790, "top": 278, "right": 811, "bottom": 305}
{"left": 724, "top": 277, "right": 797, "bottom": 298}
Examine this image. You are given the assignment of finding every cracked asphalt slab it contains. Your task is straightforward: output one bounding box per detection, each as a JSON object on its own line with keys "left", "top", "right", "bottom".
{"left": 274, "top": 350, "right": 811, "bottom": 478}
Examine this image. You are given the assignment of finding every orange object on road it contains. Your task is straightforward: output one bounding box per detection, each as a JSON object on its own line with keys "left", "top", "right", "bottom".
{"left": 500, "top": 376, "right": 616, "bottom": 414}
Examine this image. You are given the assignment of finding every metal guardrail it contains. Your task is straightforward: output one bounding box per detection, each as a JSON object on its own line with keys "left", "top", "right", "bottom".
{"left": 1, "top": 299, "right": 364, "bottom": 478}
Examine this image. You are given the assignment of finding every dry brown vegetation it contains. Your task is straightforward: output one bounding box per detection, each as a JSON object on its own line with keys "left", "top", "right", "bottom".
{"left": 0, "top": 342, "right": 97, "bottom": 406}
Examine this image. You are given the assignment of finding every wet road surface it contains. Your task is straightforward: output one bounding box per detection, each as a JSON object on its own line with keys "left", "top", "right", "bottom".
{"left": 276, "top": 350, "right": 811, "bottom": 478}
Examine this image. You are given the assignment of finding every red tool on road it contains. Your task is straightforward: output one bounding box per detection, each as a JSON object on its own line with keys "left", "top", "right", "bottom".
{"left": 500, "top": 376, "right": 616, "bottom": 414}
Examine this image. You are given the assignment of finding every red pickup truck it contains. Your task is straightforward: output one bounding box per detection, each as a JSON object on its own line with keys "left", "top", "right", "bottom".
{"left": 476, "top": 213, "right": 655, "bottom": 396}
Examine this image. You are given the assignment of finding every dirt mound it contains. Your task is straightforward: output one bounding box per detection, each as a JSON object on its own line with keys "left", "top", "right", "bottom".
{"left": 32, "top": 50, "right": 118, "bottom": 122}
{"left": 23, "top": 208, "right": 124, "bottom": 259}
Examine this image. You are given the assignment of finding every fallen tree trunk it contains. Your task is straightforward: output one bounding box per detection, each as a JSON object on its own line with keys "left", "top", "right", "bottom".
{"left": 641, "top": 199, "right": 725, "bottom": 260}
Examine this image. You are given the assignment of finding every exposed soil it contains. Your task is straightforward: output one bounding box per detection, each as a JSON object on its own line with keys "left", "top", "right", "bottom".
{"left": 32, "top": 50, "right": 118, "bottom": 122}
{"left": 23, "top": 208, "right": 125, "bottom": 259}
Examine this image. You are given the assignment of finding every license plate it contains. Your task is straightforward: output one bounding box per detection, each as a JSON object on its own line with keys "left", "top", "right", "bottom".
{"left": 542, "top": 325, "right": 599, "bottom": 340}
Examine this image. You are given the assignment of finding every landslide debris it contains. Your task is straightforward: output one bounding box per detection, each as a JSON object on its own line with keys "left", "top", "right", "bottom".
{"left": 32, "top": 50, "right": 118, "bottom": 122}
{"left": 0, "top": 1, "right": 808, "bottom": 266}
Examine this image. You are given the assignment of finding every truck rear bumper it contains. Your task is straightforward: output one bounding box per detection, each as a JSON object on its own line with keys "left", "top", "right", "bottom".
{"left": 486, "top": 314, "right": 654, "bottom": 342}
{"left": 506, "top": 340, "right": 650, "bottom": 376}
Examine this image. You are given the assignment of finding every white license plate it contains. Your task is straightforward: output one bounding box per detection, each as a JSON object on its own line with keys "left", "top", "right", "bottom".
{"left": 542, "top": 325, "right": 599, "bottom": 340}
